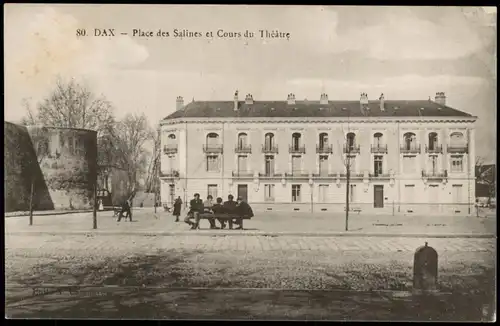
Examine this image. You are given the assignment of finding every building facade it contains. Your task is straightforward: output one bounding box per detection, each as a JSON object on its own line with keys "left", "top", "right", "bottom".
{"left": 159, "top": 92, "right": 476, "bottom": 215}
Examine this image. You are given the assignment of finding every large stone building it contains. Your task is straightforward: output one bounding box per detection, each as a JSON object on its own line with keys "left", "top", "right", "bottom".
{"left": 159, "top": 91, "right": 476, "bottom": 215}
{"left": 4, "top": 122, "right": 98, "bottom": 212}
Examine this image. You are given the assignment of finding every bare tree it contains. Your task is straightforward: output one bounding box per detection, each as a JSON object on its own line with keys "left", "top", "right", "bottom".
{"left": 145, "top": 127, "right": 161, "bottom": 193}
{"left": 112, "top": 113, "right": 155, "bottom": 201}
{"left": 476, "top": 157, "right": 496, "bottom": 207}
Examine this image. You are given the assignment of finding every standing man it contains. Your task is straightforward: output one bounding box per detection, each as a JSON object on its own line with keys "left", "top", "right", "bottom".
{"left": 185, "top": 193, "right": 204, "bottom": 229}
{"left": 117, "top": 198, "right": 132, "bottom": 222}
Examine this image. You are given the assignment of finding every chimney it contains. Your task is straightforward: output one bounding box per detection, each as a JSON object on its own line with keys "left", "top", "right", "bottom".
{"left": 245, "top": 93, "right": 253, "bottom": 105}
{"left": 320, "top": 93, "right": 328, "bottom": 105}
{"left": 287, "top": 93, "right": 296, "bottom": 105}
{"left": 379, "top": 93, "right": 385, "bottom": 111}
{"left": 435, "top": 92, "right": 446, "bottom": 105}
{"left": 233, "top": 90, "right": 239, "bottom": 111}
{"left": 176, "top": 96, "right": 184, "bottom": 110}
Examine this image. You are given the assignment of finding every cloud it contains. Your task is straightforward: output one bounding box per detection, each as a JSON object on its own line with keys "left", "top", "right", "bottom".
{"left": 4, "top": 6, "right": 149, "bottom": 121}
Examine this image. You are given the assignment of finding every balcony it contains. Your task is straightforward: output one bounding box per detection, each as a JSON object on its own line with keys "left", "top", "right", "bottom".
{"left": 285, "top": 171, "right": 310, "bottom": 178}
{"left": 289, "top": 145, "right": 306, "bottom": 154}
{"left": 326, "top": 172, "right": 364, "bottom": 179}
{"left": 447, "top": 144, "right": 468, "bottom": 154}
{"left": 316, "top": 144, "right": 333, "bottom": 154}
{"left": 371, "top": 144, "right": 388, "bottom": 154}
{"left": 259, "top": 172, "right": 283, "bottom": 178}
{"left": 422, "top": 170, "right": 448, "bottom": 180}
{"left": 343, "top": 144, "right": 361, "bottom": 154}
{"left": 425, "top": 144, "right": 443, "bottom": 154}
{"left": 232, "top": 170, "right": 254, "bottom": 178}
{"left": 163, "top": 144, "right": 178, "bottom": 154}
{"left": 160, "top": 170, "right": 180, "bottom": 178}
{"left": 203, "top": 144, "right": 223, "bottom": 154}
{"left": 312, "top": 171, "right": 332, "bottom": 178}
{"left": 262, "top": 145, "right": 279, "bottom": 154}
{"left": 369, "top": 172, "right": 391, "bottom": 179}
{"left": 400, "top": 144, "right": 421, "bottom": 154}
{"left": 235, "top": 145, "right": 252, "bottom": 154}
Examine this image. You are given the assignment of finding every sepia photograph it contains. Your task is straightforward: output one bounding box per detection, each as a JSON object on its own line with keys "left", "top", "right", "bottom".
{"left": 3, "top": 4, "right": 497, "bottom": 321}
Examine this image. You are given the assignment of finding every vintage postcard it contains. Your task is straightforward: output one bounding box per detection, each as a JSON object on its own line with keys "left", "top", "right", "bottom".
{"left": 4, "top": 4, "right": 497, "bottom": 321}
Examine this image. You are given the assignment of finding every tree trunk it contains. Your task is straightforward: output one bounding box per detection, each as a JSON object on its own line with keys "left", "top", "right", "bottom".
{"left": 29, "top": 179, "right": 34, "bottom": 226}
{"left": 93, "top": 183, "right": 97, "bottom": 229}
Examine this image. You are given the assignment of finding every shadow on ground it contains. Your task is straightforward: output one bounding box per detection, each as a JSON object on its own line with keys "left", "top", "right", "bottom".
{"left": 5, "top": 250, "right": 496, "bottom": 321}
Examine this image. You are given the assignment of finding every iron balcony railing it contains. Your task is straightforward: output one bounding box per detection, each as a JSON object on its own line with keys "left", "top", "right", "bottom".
{"left": 312, "top": 171, "right": 331, "bottom": 178}
{"left": 235, "top": 145, "right": 252, "bottom": 154}
{"left": 262, "top": 145, "right": 279, "bottom": 154}
{"left": 203, "top": 144, "right": 223, "bottom": 154}
{"left": 285, "top": 171, "right": 310, "bottom": 178}
{"left": 259, "top": 172, "right": 283, "bottom": 178}
{"left": 232, "top": 170, "right": 254, "bottom": 178}
{"left": 159, "top": 170, "right": 180, "bottom": 178}
{"left": 163, "top": 144, "right": 178, "bottom": 154}
{"left": 400, "top": 144, "right": 421, "bottom": 154}
{"left": 316, "top": 144, "right": 333, "bottom": 154}
{"left": 425, "top": 144, "right": 443, "bottom": 154}
{"left": 369, "top": 172, "right": 391, "bottom": 179}
{"left": 343, "top": 144, "right": 361, "bottom": 154}
{"left": 422, "top": 170, "right": 448, "bottom": 179}
{"left": 447, "top": 144, "right": 468, "bottom": 154}
{"left": 325, "top": 172, "right": 364, "bottom": 178}
{"left": 289, "top": 145, "right": 306, "bottom": 154}
{"left": 370, "top": 144, "right": 388, "bottom": 154}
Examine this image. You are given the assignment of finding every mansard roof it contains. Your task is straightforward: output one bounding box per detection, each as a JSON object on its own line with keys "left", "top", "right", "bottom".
{"left": 163, "top": 100, "right": 474, "bottom": 120}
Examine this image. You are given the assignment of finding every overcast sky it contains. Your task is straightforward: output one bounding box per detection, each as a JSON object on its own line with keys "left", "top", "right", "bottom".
{"left": 4, "top": 5, "right": 497, "bottom": 163}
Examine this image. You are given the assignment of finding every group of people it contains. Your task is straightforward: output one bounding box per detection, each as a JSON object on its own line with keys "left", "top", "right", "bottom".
{"left": 172, "top": 193, "right": 254, "bottom": 230}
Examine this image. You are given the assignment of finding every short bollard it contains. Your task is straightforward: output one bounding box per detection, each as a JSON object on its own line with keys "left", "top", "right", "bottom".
{"left": 413, "top": 242, "right": 438, "bottom": 294}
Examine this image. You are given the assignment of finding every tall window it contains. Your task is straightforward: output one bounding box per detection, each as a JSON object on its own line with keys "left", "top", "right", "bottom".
{"left": 403, "top": 156, "right": 417, "bottom": 174}
{"left": 374, "top": 155, "right": 383, "bottom": 176}
{"left": 349, "top": 184, "right": 356, "bottom": 203}
{"left": 292, "top": 155, "right": 301, "bottom": 173}
{"left": 206, "top": 155, "right": 219, "bottom": 172}
{"left": 169, "top": 184, "right": 175, "bottom": 204}
{"left": 292, "top": 185, "right": 301, "bottom": 202}
{"left": 452, "top": 184, "right": 463, "bottom": 203}
{"left": 450, "top": 132, "right": 465, "bottom": 146}
{"left": 347, "top": 132, "right": 356, "bottom": 149}
{"left": 237, "top": 155, "right": 248, "bottom": 172}
{"left": 403, "top": 132, "right": 417, "bottom": 150}
{"left": 206, "top": 133, "right": 219, "bottom": 147}
{"left": 237, "top": 133, "right": 248, "bottom": 149}
{"left": 264, "top": 184, "right": 275, "bottom": 201}
{"left": 319, "top": 185, "right": 328, "bottom": 203}
{"left": 265, "top": 155, "right": 275, "bottom": 175}
{"left": 207, "top": 184, "right": 218, "bottom": 200}
{"left": 168, "top": 155, "right": 177, "bottom": 171}
{"left": 374, "top": 132, "right": 383, "bottom": 147}
{"left": 451, "top": 155, "right": 464, "bottom": 172}
{"left": 67, "top": 136, "right": 74, "bottom": 154}
{"left": 429, "top": 156, "right": 438, "bottom": 173}
{"left": 428, "top": 132, "right": 438, "bottom": 150}
{"left": 319, "top": 155, "right": 329, "bottom": 176}
{"left": 404, "top": 185, "right": 415, "bottom": 203}
{"left": 292, "top": 133, "right": 301, "bottom": 150}
{"left": 347, "top": 155, "right": 357, "bottom": 173}
{"left": 319, "top": 133, "right": 328, "bottom": 149}
{"left": 264, "top": 133, "right": 275, "bottom": 150}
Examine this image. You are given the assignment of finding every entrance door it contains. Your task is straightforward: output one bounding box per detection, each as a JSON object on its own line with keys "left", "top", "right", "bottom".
{"left": 237, "top": 185, "right": 248, "bottom": 203}
{"left": 374, "top": 185, "right": 384, "bottom": 208}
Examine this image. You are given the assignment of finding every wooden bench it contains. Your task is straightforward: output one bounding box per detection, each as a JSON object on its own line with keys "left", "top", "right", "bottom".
{"left": 198, "top": 213, "right": 252, "bottom": 229}
{"left": 344, "top": 206, "right": 362, "bottom": 214}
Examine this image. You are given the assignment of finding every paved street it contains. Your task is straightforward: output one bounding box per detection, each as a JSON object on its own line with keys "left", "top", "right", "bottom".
{"left": 5, "top": 233, "right": 496, "bottom": 254}
{"left": 5, "top": 208, "right": 496, "bottom": 236}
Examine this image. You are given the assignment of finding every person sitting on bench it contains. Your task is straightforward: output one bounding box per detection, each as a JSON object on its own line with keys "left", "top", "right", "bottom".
{"left": 203, "top": 195, "right": 217, "bottom": 229}
{"left": 223, "top": 195, "right": 238, "bottom": 229}
{"left": 211, "top": 197, "right": 226, "bottom": 229}
{"left": 184, "top": 193, "right": 204, "bottom": 229}
{"left": 230, "top": 196, "right": 254, "bottom": 230}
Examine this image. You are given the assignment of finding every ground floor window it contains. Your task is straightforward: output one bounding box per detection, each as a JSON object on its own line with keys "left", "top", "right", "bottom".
{"left": 318, "top": 184, "right": 328, "bottom": 203}
{"left": 404, "top": 184, "right": 415, "bottom": 203}
{"left": 292, "top": 184, "right": 301, "bottom": 202}
{"left": 207, "top": 184, "right": 218, "bottom": 200}
{"left": 264, "top": 184, "right": 275, "bottom": 201}
{"left": 452, "top": 184, "right": 463, "bottom": 203}
{"left": 349, "top": 184, "right": 356, "bottom": 203}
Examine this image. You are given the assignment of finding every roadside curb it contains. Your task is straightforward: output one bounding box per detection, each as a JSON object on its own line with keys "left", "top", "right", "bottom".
{"left": 5, "top": 210, "right": 95, "bottom": 218}
{"left": 5, "top": 231, "right": 496, "bottom": 238}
